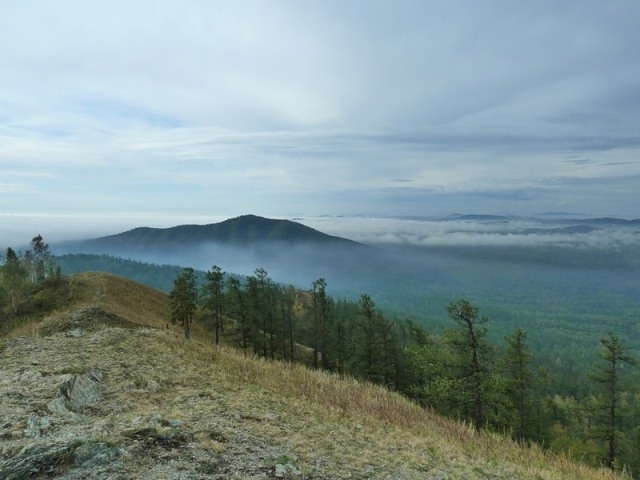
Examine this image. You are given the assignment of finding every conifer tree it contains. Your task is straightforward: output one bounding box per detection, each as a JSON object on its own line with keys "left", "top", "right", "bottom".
{"left": 170, "top": 268, "right": 197, "bottom": 339}
{"left": 358, "top": 293, "right": 381, "bottom": 382}
{"left": 590, "top": 333, "right": 637, "bottom": 470}
{"left": 202, "top": 265, "right": 225, "bottom": 345}
{"left": 311, "top": 278, "right": 328, "bottom": 369}
{"left": 504, "top": 328, "right": 533, "bottom": 441}
{"left": 447, "top": 299, "right": 491, "bottom": 431}
{"left": 226, "top": 276, "right": 250, "bottom": 350}
{"left": 2, "top": 247, "right": 27, "bottom": 314}
{"left": 254, "top": 268, "right": 274, "bottom": 358}
{"left": 245, "top": 274, "right": 261, "bottom": 354}
{"left": 29, "top": 234, "right": 54, "bottom": 283}
{"left": 281, "top": 285, "right": 297, "bottom": 362}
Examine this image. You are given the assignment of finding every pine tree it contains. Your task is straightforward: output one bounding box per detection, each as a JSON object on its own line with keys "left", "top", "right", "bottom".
{"left": 226, "top": 276, "right": 250, "bottom": 350}
{"left": 447, "top": 299, "right": 491, "bottom": 431}
{"left": 202, "top": 265, "right": 225, "bottom": 345}
{"left": 29, "top": 235, "right": 54, "bottom": 283}
{"left": 281, "top": 285, "right": 297, "bottom": 362}
{"left": 504, "top": 328, "right": 533, "bottom": 441}
{"left": 311, "top": 278, "right": 328, "bottom": 369}
{"left": 170, "top": 268, "right": 197, "bottom": 339}
{"left": 358, "top": 294, "right": 382, "bottom": 382}
{"left": 2, "top": 247, "right": 27, "bottom": 314}
{"left": 254, "top": 268, "right": 274, "bottom": 358}
{"left": 589, "top": 333, "right": 637, "bottom": 470}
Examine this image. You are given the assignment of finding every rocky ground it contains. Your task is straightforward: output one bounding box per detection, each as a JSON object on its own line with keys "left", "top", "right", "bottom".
{"left": 0, "top": 307, "right": 309, "bottom": 479}
{"left": 1, "top": 293, "right": 617, "bottom": 480}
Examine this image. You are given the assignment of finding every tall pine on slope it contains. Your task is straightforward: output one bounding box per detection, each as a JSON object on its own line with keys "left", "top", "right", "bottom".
{"left": 447, "top": 299, "right": 492, "bottom": 431}
{"left": 170, "top": 268, "right": 197, "bottom": 339}
{"left": 201, "top": 265, "right": 225, "bottom": 345}
{"left": 589, "top": 333, "right": 637, "bottom": 470}
{"left": 504, "top": 328, "right": 533, "bottom": 441}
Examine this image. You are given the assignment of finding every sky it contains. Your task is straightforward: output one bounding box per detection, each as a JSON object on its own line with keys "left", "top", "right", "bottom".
{"left": 1, "top": 0, "right": 640, "bottom": 245}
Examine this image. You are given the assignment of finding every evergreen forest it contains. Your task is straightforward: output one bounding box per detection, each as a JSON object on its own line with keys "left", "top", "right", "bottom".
{"left": 2, "top": 236, "right": 639, "bottom": 474}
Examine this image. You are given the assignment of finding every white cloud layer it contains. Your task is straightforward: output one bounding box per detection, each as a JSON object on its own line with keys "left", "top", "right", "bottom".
{"left": 1, "top": 1, "right": 639, "bottom": 227}
{"left": 299, "top": 216, "right": 640, "bottom": 250}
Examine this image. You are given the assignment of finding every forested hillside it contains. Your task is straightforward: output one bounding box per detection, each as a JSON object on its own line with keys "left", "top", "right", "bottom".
{"left": 0, "top": 269, "right": 626, "bottom": 479}
{"left": 4, "top": 234, "right": 639, "bottom": 473}
{"left": 164, "top": 262, "right": 640, "bottom": 473}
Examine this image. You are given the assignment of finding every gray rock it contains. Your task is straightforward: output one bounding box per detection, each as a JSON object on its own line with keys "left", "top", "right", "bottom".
{"left": 74, "top": 441, "right": 124, "bottom": 468}
{"left": 59, "top": 371, "right": 104, "bottom": 411}
{"left": 0, "top": 440, "right": 80, "bottom": 480}
{"left": 65, "top": 328, "right": 84, "bottom": 338}
{"left": 144, "top": 379, "right": 160, "bottom": 393}
{"left": 274, "top": 463, "right": 302, "bottom": 479}
{"left": 26, "top": 415, "right": 40, "bottom": 438}
{"left": 47, "top": 397, "right": 70, "bottom": 414}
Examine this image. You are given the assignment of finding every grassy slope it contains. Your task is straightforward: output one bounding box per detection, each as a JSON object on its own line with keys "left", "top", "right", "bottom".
{"left": 3, "top": 272, "right": 621, "bottom": 479}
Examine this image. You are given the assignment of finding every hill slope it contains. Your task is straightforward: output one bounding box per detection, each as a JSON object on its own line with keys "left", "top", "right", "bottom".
{"left": 0, "top": 273, "right": 620, "bottom": 479}
{"left": 72, "top": 214, "right": 362, "bottom": 250}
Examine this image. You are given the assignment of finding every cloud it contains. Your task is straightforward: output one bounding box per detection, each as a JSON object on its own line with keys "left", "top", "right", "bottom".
{"left": 0, "top": 1, "right": 639, "bottom": 221}
{"left": 298, "top": 216, "right": 640, "bottom": 251}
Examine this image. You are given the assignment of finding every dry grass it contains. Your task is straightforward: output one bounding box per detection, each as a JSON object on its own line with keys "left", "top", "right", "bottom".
{"left": 5, "top": 272, "right": 173, "bottom": 338}
{"left": 201, "top": 344, "right": 621, "bottom": 480}
{"left": 3, "top": 272, "right": 625, "bottom": 479}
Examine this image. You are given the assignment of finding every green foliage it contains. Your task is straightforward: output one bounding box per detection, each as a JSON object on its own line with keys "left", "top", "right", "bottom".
{"left": 201, "top": 265, "right": 225, "bottom": 345}
{"left": 57, "top": 254, "right": 188, "bottom": 292}
{"left": 504, "top": 328, "right": 533, "bottom": 441}
{"left": 446, "top": 299, "right": 493, "bottom": 430}
{"left": 310, "top": 278, "right": 329, "bottom": 369}
{"left": 589, "top": 333, "right": 637, "bottom": 470}
{"left": 170, "top": 268, "right": 198, "bottom": 339}
{"left": 1, "top": 236, "right": 60, "bottom": 324}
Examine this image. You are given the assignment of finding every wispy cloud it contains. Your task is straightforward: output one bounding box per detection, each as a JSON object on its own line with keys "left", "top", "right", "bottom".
{"left": 1, "top": 1, "right": 639, "bottom": 223}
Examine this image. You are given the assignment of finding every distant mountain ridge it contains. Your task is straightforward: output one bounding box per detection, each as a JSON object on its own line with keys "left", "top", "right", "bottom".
{"left": 75, "top": 214, "right": 363, "bottom": 250}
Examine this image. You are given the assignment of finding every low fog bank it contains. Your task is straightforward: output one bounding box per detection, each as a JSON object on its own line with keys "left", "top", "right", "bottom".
{"left": 54, "top": 240, "right": 373, "bottom": 295}
{"left": 5, "top": 213, "right": 639, "bottom": 254}
{"left": 298, "top": 216, "right": 640, "bottom": 251}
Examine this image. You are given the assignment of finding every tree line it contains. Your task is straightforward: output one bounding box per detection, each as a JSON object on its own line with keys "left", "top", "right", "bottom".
{"left": 0, "top": 235, "right": 60, "bottom": 317}
{"left": 2, "top": 244, "right": 637, "bottom": 475}
{"left": 171, "top": 265, "right": 640, "bottom": 474}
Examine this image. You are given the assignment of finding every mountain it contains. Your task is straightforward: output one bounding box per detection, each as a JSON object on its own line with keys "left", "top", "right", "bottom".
{"left": 73, "top": 214, "right": 362, "bottom": 251}
{"left": 0, "top": 272, "right": 617, "bottom": 479}
{"left": 56, "top": 214, "right": 369, "bottom": 290}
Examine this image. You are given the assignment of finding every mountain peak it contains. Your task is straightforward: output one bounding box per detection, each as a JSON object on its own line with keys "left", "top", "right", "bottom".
{"left": 70, "top": 215, "right": 362, "bottom": 251}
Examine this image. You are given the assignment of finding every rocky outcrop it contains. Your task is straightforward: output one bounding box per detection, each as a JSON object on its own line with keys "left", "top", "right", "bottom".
{"left": 0, "top": 317, "right": 306, "bottom": 479}
{"left": 1, "top": 440, "right": 81, "bottom": 479}
{"left": 59, "top": 370, "right": 104, "bottom": 410}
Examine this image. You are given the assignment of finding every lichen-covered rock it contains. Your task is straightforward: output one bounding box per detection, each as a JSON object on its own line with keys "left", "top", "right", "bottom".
{"left": 74, "top": 441, "right": 124, "bottom": 468}
{"left": 0, "top": 440, "right": 80, "bottom": 480}
{"left": 59, "top": 371, "right": 104, "bottom": 411}
{"left": 274, "top": 462, "right": 303, "bottom": 479}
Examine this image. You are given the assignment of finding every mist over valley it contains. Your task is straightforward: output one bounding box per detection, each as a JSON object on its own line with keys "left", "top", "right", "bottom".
{"left": 54, "top": 214, "right": 640, "bottom": 369}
